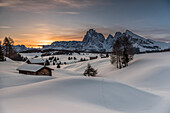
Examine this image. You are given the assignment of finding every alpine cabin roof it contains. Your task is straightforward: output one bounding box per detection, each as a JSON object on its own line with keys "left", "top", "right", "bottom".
{"left": 27, "top": 58, "right": 44, "bottom": 64}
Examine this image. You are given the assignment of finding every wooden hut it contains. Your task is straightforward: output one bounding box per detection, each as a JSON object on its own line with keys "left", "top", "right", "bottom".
{"left": 89, "top": 56, "right": 98, "bottom": 60}
{"left": 17, "top": 63, "right": 53, "bottom": 76}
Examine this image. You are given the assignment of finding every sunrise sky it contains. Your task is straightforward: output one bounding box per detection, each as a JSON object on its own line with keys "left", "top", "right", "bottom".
{"left": 0, "top": 0, "right": 170, "bottom": 47}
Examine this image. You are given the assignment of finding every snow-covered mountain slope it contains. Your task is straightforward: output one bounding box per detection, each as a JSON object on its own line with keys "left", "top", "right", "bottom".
{"left": 106, "top": 32, "right": 122, "bottom": 51}
{"left": 13, "top": 45, "right": 39, "bottom": 52}
{"left": 1, "top": 52, "right": 170, "bottom": 113}
{"left": 125, "top": 30, "right": 170, "bottom": 52}
{"left": 42, "top": 41, "right": 82, "bottom": 51}
{"left": 13, "top": 45, "right": 29, "bottom": 52}
{"left": 41, "top": 29, "right": 170, "bottom": 52}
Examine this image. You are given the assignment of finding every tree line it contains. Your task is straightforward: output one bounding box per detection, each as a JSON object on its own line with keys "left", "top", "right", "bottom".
{"left": 0, "top": 36, "right": 23, "bottom": 61}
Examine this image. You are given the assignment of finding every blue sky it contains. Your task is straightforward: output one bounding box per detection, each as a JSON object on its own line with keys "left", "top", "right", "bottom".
{"left": 0, "top": 0, "right": 170, "bottom": 46}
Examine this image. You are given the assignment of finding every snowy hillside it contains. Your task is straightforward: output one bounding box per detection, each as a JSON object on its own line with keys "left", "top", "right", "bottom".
{"left": 1, "top": 52, "right": 170, "bottom": 113}
{"left": 41, "top": 29, "right": 170, "bottom": 52}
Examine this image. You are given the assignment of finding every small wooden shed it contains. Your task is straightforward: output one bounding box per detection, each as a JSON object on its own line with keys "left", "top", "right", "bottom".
{"left": 89, "top": 56, "right": 98, "bottom": 60}
{"left": 26, "top": 58, "right": 45, "bottom": 65}
{"left": 17, "top": 63, "right": 53, "bottom": 76}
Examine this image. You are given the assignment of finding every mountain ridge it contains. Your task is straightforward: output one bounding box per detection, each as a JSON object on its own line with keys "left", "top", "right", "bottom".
{"left": 15, "top": 29, "right": 170, "bottom": 52}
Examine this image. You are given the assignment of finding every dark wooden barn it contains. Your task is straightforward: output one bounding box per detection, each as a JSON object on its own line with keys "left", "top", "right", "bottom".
{"left": 17, "top": 63, "right": 53, "bottom": 76}
{"left": 89, "top": 56, "right": 98, "bottom": 60}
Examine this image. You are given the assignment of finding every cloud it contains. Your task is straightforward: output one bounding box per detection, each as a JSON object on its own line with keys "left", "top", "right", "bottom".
{"left": 55, "top": 11, "right": 80, "bottom": 15}
{"left": 0, "top": 0, "right": 94, "bottom": 13}
{"left": 0, "top": 26, "right": 11, "bottom": 29}
{"left": 144, "top": 33, "right": 170, "bottom": 42}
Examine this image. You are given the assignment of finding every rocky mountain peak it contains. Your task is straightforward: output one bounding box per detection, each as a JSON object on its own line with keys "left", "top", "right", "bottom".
{"left": 114, "top": 32, "right": 122, "bottom": 38}
{"left": 82, "top": 29, "right": 106, "bottom": 51}
{"left": 39, "top": 29, "right": 170, "bottom": 53}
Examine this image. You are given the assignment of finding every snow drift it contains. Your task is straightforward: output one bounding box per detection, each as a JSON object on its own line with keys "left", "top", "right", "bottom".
{"left": 1, "top": 52, "right": 170, "bottom": 113}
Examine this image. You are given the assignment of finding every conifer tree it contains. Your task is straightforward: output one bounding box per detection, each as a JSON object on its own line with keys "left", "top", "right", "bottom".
{"left": 106, "top": 53, "right": 109, "bottom": 57}
{"left": 53, "top": 61, "right": 55, "bottom": 65}
{"left": 0, "top": 41, "right": 5, "bottom": 61}
{"left": 84, "top": 63, "right": 97, "bottom": 77}
{"left": 57, "top": 63, "right": 60, "bottom": 68}
{"left": 74, "top": 57, "right": 77, "bottom": 60}
{"left": 45, "top": 59, "right": 50, "bottom": 66}
{"left": 53, "top": 57, "right": 57, "bottom": 62}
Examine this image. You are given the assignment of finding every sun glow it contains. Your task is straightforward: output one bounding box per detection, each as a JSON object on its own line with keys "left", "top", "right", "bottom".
{"left": 37, "top": 40, "right": 54, "bottom": 46}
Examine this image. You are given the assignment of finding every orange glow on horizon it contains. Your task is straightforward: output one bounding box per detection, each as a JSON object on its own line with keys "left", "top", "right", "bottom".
{"left": 14, "top": 37, "right": 82, "bottom": 48}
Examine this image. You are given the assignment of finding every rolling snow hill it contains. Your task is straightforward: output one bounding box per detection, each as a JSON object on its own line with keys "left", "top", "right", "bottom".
{"left": 1, "top": 52, "right": 170, "bottom": 113}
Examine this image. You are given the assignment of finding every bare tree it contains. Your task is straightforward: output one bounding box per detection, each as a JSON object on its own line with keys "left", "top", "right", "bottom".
{"left": 121, "top": 35, "right": 134, "bottom": 67}
{"left": 3, "top": 36, "right": 14, "bottom": 57}
{"left": 111, "top": 34, "right": 134, "bottom": 69}
{"left": 111, "top": 36, "right": 122, "bottom": 68}
{"left": 2, "top": 37, "right": 23, "bottom": 61}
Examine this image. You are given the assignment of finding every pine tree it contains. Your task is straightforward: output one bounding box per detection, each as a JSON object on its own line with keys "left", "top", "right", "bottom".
{"left": 53, "top": 61, "right": 55, "bottom": 65}
{"left": 53, "top": 57, "right": 57, "bottom": 62}
{"left": 57, "top": 63, "right": 60, "bottom": 68}
{"left": 74, "top": 57, "right": 77, "bottom": 60}
{"left": 0, "top": 41, "right": 5, "bottom": 61}
{"left": 68, "top": 57, "right": 71, "bottom": 60}
{"left": 106, "top": 53, "right": 109, "bottom": 57}
{"left": 45, "top": 59, "right": 50, "bottom": 66}
{"left": 84, "top": 63, "right": 97, "bottom": 77}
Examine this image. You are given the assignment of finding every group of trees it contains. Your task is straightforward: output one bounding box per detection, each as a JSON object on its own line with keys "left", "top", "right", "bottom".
{"left": 48, "top": 56, "right": 62, "bottom": 68}
{"left": 80, "top": 58, "right": 87, "bottom": 62}
{"left": 68, "top": 57, "right": 77, "bottom": 60}
{"left": 110, "top": 34, "right": 134, "bottom": 69}
{"left": 3, "top": 37, "right": 14, "bottom": 57}
{"left": 83, "top": 33, "right": 134, "bottom": 77}
{"left": 0, "top": 36, "right": 23, "bottom": 61}
{"left": 0, "top": 41, "right": 5, "bottom": 61}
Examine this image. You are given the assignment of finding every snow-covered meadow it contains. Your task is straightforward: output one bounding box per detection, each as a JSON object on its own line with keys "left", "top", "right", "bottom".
{"left": 1, "top": 52, "right": 170, "bottom": 113}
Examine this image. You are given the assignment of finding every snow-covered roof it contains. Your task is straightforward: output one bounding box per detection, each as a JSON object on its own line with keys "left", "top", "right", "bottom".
{"left": 17, "top": 63, "right": 50, "bottom": 72}
{"left": 89, "top": 56, "right": 98, "bottom": 57}
{"left": 27, "top": 58, "right": 44, "bottom": 64}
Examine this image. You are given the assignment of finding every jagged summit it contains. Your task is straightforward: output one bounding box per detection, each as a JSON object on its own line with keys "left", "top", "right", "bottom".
{"left": 16, "top": 29, "right": 170, "bottom": 52}
{"left": 106, "top": 34, "right": 114, "bottom": 40}
{"left": 114, "top": 32, "right": 122, "bottom": 37}
{"left": 106, "top": 34, "right": 114, "bottom": 50}
{"left": 82, "top": 29, "right": 106, "bottom": 51}
{"left": 125, "top": 29, "right": 146, "bottom": 40}
{"left": 83, "top": 29, "right": 105, "bottom": 43}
